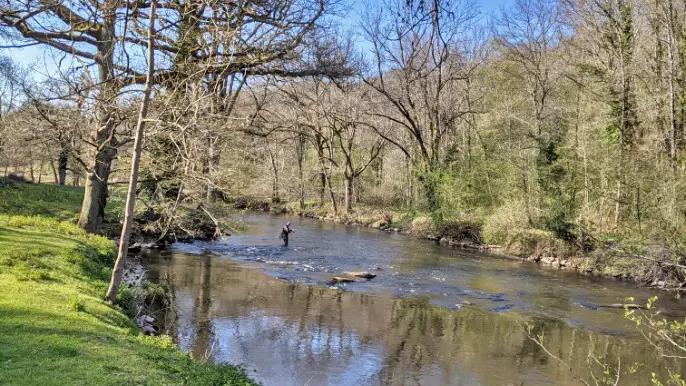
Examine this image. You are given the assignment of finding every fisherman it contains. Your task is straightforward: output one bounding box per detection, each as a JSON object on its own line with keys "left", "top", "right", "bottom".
{"left": 280, "top": 222, "right": 295, "bottom": 246}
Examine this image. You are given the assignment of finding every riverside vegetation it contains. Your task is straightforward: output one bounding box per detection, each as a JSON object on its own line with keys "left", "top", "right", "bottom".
{"left": 0, "top": 179, "right": 256, "bottom": 385}
{"left": 1, "top": 0, "right": 686, "bottom": 383}
{"left": 3, "top": 0, "right": 686, "bottom": 292}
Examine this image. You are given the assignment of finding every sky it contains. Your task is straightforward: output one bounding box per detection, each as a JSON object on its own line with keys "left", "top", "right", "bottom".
{"left": 0, "top": 0, "right": 514, "bottom": 80}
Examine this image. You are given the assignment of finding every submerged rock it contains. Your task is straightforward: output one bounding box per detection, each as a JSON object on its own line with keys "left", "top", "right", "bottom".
{"left": 327, "top": 276, "right": 359, "bottom": 285}
{"left": 597, "top": 303, "right": 647, "bottom": 310}
{"left": 343, "top": 271, "right": 377, "bottom": 279}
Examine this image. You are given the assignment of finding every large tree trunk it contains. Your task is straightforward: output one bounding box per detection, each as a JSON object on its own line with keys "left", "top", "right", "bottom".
{"left": 77, "top": 5, "right": 118, "bottom": 234}
{"left": 57, "top": 150, "right": 68, "bottom": 185}
{"left": 78, "top": 141, "right": 115, "bottom": 233}
{"left": 105, "top": 2, "right": 156, "bottom": 302}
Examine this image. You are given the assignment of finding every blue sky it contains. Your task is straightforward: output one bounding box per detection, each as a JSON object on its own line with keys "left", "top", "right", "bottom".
{"left": 1, "top": 0, "right": 514, "bottom": 78}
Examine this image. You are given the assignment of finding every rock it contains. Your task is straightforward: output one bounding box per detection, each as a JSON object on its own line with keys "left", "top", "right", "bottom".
{"left": 343, "top": 271, "right": 376, "bottom": 279}
{"left": 329, "top": 276, "right": 358, "bottom": 284}
{"left": 128, "top": 243, "right": 142, "bottom": 253}
{"left": 144, "top": 315, "right": 155, "bottom": 324}
{"left": 370, "top": 220, "right": 387, "bottom": 229}
{"left": 551, "top": 260, "right": 560, "bottom": 268}
{"left": 540, "top": 256, "right": 555, "bottom": 265}
{"left": 141, "top": 325, "right": 158, "bottom": 336}
{"left": 462, "top": 300, "right": 473, "bottom": 306}
{"left": 597, "top": 303, "right": 646, "bottom": 310}
{"left": 560, "top": 260, "right": 568, "bottom": 267}
{"left": 134, "top": 316, "right": 146, "bottom": 328}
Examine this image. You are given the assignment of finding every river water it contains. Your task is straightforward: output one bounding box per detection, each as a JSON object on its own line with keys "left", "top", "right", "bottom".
{"left": 144, "top": 213, "right": 685, "bottom": 385}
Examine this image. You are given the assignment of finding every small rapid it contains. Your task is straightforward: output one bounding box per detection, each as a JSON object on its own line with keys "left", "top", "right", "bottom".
{"left": 144, "top": 212, "right": 685, "bottom": 385}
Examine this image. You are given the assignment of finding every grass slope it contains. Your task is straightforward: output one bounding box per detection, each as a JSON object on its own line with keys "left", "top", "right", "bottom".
{"left": 0, "top": 183, "right": 255, "bottom": 385}
{"left": 0, "top": 181, "right": 84, "bottom": 221}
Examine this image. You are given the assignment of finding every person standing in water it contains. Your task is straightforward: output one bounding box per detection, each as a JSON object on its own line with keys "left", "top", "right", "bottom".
{"left": 280, "top": 222, "right": 295, "bottom": 246}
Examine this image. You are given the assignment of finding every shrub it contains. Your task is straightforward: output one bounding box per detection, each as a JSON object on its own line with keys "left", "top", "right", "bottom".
{"left": 409, "top": 216, "right": 434, "bottom": 237}
{"left": 482, "top": 199, "right": 530, "bottom": 245}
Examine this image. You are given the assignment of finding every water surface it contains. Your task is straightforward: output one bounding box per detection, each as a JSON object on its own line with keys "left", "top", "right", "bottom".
{"left": 145, "top": 213, "right": 684, "bottom": 385}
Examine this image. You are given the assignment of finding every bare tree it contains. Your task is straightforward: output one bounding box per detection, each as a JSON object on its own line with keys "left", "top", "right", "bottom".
{"left": 362, "top": 0, "right": 480, "bottom": 210}
{"left": 106, "top": 0, "right": 156, "bottom": 302}
{"left": 1, "top": 0, "right": 333, "bottom": 233}
{"left": 326, "top": 83, "right": 385, "bottom": 212}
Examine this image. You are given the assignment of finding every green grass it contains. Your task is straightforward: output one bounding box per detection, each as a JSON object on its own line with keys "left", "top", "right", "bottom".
{"left": 0, "top": 179, "right": 84, "bottom": 221}
{"left": 0, "top": 198, "right": 255, "bottom": 385}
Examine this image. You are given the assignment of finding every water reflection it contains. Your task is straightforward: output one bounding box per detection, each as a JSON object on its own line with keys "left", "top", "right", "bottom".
{"left": 146, "top": 252, "right": 679, "bottom": 386}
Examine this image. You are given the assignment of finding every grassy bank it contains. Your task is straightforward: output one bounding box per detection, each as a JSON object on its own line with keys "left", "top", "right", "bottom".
{"left": 241, "top": 197, "right": 659, "bottom": 288}
{"left": 0, "top": 181, "right": 255, "bottom": 385}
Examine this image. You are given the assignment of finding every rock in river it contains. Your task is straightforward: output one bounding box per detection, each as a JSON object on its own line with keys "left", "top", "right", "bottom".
{"left": 343, "top": 271, "right": 377, "bottom": 279}
{"left": 327, "top": 276, "right": 359, "bottom": 285}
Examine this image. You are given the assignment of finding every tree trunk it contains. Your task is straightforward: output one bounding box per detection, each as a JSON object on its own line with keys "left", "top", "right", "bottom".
{"left": 105, "top": 2, "right": 156, "bottom": 302}
{"left": 205, "top": 136, "right": 219, "bottom": 202}
{"left": 421, "top": 176, "right": 439, "bottom": 212}
{"left": 58, "top": 150, "right": 68, "bottom": 185}
{"left": 666, "top": 0, "right": 678, "bottom": 171}
{"left": 297, "top": 133, "right": 305, "bottom": 209}
{"left": 315, "top": 133, "right": 326, "bottom": 206}
{"left": 37, "top": 163, "right": 43, "bottom": 184}
{"left": 268, "top": 144, "right": 280, "bottom": 203}
{"left": 77, "top": 5, "right": 118, "bottom": 234}
{"left": 344, "top": 175, "right": 353, "bottom": 213}
{"left": 49, "top": 161, "right": 58, "bottom": 184}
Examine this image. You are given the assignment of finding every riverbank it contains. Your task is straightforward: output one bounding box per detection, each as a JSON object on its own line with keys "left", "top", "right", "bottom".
{"left": 0, "top": 180, "right": 256, "bottom": 385}
{"left": 235, "top": 197, "right": 676, "bottom": 291}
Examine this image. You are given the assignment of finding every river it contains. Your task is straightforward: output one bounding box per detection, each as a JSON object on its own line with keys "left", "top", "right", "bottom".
{"left": 144, "top": 213, "right": 685, "bottom": 385}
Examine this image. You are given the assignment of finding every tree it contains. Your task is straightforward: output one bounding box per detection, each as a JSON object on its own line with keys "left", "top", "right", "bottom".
{"left": 326, "top": 83, "right": 385, "bottom": 212}
{"left": 494, "top": 0, "right": 578, "bottom": 238}
{"left": 1, "top": 0, "right": 333, "bottom": 233}
{"left": 105, "top": 0, "right": 156, "bottom": 302}
{"left": 362, "top": 0, "right": 480, "bottom": 210}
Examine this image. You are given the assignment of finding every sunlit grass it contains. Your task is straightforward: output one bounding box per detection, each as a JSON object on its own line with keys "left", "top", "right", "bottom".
{"left": 0, "top": 198, "right": 255, "bottom": 385}
{"left": 0, "top": 179, "right": 84, "bottom": 221}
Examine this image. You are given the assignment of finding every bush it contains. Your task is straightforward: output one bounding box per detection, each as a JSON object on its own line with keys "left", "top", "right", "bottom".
{"left": 409, "top": 216, "right": 434, "bottom": 237}
{"left": 434, "top": 220, "right": 481, "bottom": 242}
{"left": 482, "top": 199, "right": 530, "bottom": 245}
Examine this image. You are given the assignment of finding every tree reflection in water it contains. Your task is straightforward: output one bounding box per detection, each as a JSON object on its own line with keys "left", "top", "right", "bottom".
{"left": 146, "top": 252, "right": 680, "bottom": 386}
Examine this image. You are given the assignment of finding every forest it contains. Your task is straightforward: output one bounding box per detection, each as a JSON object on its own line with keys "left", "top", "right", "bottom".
{"left": 1, "top": 0, "right": 686, "bottom": 292}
